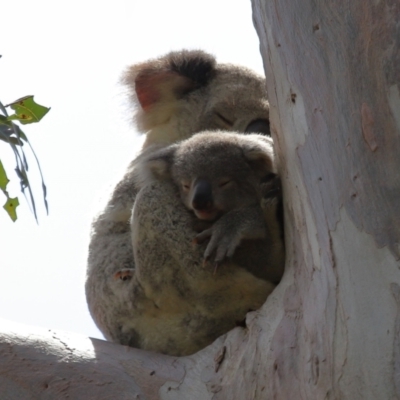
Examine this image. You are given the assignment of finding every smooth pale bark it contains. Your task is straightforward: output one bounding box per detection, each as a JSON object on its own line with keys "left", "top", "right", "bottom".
{"left": 251, "top": 0, "right": 400, "bottom": 398}
{"left": 1, "top": 1, "right": 399, "bottom": 399}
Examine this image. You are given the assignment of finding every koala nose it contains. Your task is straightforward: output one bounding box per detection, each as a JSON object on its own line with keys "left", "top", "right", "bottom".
{"left": 192, "top": 179, "right": 213, "bottom": 210}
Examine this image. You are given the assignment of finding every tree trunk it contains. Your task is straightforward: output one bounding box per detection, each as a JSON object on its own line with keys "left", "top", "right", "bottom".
{"left": 1, "top": 1, "right": 399, "bottom": 399}
{"left": 251, "top": 0, "right": 400, "bottom": 398}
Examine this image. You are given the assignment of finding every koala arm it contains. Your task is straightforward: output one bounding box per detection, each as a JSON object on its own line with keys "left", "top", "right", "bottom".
{"left": 194, "top": 205, "right": 267, "bottom": 265}
{"left": 131, "top": 180, "right": 205, "bottom": 291}
{"left": 194, "top": 176, "right": 285, "bottom": 276}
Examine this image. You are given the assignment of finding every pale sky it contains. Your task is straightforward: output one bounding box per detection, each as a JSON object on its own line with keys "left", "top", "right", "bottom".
{"left": 0, "top": 0, "right": 265, "bottom": 340}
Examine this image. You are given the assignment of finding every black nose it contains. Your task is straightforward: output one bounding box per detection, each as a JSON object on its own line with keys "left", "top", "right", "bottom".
{"left": 192, "top": 180, "right": 213, "bottom": 210}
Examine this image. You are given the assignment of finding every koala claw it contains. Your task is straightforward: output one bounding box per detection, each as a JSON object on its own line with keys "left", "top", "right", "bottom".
{"left": 208, "top": 235, "right": 241, "bottom": 263}
{"left": 213, "top": 262, "right": 220, "bottom": 275}
{"left": 194, "top": 228, "right": 213, "bottom": 244}
{"left": 194, "top": 223, "right": 242, "bottom": 269}
{"left": 202, "top": 255, "right": 225, "bottom": 274}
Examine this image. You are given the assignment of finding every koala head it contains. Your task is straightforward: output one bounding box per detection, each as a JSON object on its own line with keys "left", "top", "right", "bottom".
{"left": 123, "top": 50, "right": 270, "bottom": 148}
{"left": 145, "top": 131, "right": 275, "bottom": 221}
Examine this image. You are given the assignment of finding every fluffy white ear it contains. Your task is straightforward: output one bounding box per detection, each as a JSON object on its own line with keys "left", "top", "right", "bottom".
{"left": 133, "top": 144, "right": 178, "bottom": 190}
{"left": 122, "top": 50, "right": 216, "bottom": 133}
{"left": 144, "top": 145, "right": 178, "bottom": 179}
{"left": 146, "top": 158, "right": 171, "bottom": 178}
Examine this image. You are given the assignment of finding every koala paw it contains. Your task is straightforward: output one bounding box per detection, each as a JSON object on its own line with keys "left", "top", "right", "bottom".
{"left": 194, "top": 224, "right": 242, "bottom": 270}
{"left": 193, "top": 206, "right": 267, "bottom": 272}
{"left": 113, "top": 268, "right": 134, "bottom": 281}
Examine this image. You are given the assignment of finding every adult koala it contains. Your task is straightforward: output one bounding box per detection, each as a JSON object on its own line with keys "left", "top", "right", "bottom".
{"left": 86, "top": 50, "right": 281, "bottom": 356}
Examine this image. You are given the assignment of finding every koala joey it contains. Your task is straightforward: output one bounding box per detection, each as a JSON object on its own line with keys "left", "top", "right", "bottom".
{"left": 141, "top": 131, "right": 284, "bottom": 282}
{"left": 86, "top": 49, "right": 282, "bottom": 355}
{"left": 129, "top": 132, "right": 284, "bottom": 355}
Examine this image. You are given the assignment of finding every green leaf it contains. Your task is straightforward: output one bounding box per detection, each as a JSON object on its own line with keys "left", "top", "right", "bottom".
{"left": 0, "top": 125, "right": 24, "bottom": 145}
{"left": 0, "top": 115, "right": 9, "bottom": 124}
{"left": 3, "top": 196, "right": 19, "bottom": 222}
{"left": 0, "top": 160, "right": 10, "bottom": 191}
{"left": 6, "top": 96, "right": 50, "bottom": 125}
{"left": 10, "top": 123, "right": 28, "bottom": 141}
{"left": 0, "top": 136, "right": 22, "bottom": 145}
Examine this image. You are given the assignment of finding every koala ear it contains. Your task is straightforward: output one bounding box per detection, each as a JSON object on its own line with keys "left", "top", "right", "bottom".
{"left": 123, "top": 50, "right": 216, "bottom": 132}
{"left": 242, "top": 138, "right": 275, "bottom": 177}
{"left": 145, "top": 144, "right": 178, "bottom": 179}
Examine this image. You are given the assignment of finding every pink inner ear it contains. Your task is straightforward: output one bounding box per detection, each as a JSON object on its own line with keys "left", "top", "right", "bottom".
{"left": 135, "top": 70, "right": 194, "bottom": 112}
{"left": 135, "top": 74, "right": 164, "bottom": 111}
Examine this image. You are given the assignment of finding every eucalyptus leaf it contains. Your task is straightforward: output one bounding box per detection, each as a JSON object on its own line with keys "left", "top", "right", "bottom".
{"left": 3, "top": 196, "right": 19, "bottom": 222}
{"left": 1, "top": 84, "right": 50, "bottom": 221}
{"left": 0, "top": 160, "right": 10, "bottom": 191}
{"left": 6, "top": 96, "right": 50, "bottom": 125}
{"left": 0, "top": 125, "right": 24, "bottom": 145}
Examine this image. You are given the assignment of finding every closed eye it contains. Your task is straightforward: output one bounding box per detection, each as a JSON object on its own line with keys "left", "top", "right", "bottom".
{"left": 219, "top": 179, "right": 232, "bottom": 188}
{"left": 215, "top": 112, "right": 233, "bottom": 127}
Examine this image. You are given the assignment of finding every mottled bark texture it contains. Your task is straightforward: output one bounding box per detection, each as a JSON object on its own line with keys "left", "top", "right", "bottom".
{"left": 1, "top": 1, "right": 399, "bottom": 399}
{"left": 252, "top": 0, "right": 400, "bottom": 398}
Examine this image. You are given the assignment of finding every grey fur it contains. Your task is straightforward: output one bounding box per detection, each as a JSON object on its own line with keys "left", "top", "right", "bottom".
{"left": 86, "top": 50, "right": 283, "bottom": 356}
{"left": 142, "top": 131, "right": 284, "bottom": 281}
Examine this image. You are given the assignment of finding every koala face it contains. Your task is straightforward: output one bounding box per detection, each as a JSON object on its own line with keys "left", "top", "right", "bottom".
{"left": 174, "top": 152, "right": 262, "bottom": 221}
{"left": 151, "top": 131, "right": 275, "bottom": 221}
{"left": 179, "top": 176, "right": 261, "bottom": 221}
{"left": 196, "top": 64, "right": 270, "bottom": 136}
{"left": 123, "top": 50, "right": 270, "bottom": 148}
